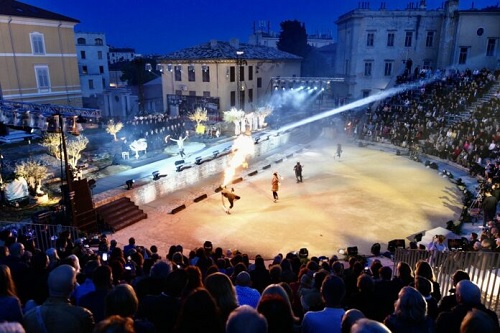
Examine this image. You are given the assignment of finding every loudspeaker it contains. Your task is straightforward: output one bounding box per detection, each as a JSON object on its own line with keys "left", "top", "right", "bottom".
{"left": 429, "top": 162, "right": 438, "bottom": 170}
{"left": 388, "top": 239, "right": 406, "bottom": 253}
{"left": 171, "top": 204, "right": 186, "bottom": 214}
{"left": 248, "top": 170, "right": 258, "bottom": 176}
{"left": 347, "top": 246, "right": 358, "bottom": 256}
{"left": 262, "top": 164, "right": 271, "bottom": 170}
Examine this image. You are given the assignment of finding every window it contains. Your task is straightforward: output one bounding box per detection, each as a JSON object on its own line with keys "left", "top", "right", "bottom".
{"left": 486, "top": 39, "right": 496, "bottom": 56}
{"left": 364, "top": 61, "right": 373, "bottom": 76}
{"left": 345, "top": 59, "right": 350, "bottom": 75}
{"left": 248, "top": 66, "right": 253, "bottom": 81}
{"left": 239, "top": 90, "right": 245, "bottom": 109}
{"left": 384, "top": 61, "right": 393, "bottom": 76}
{"left": 34, "top": 65, "right": 50, "bottom": 92}
{"left": 99, "top": 66, "right": 104, "bottom": 74}
{"left": 426, "top": 31, "right": 434, "bottom": 47}
{"left": 203, "top": 91, "right": 210, "bottom": 97}
{"left": 202, "top": 66, "right": 210, "bottom": 82}
{"left": 387, "top": 33, "right": 395, "bottom": 47}
{"left": 98, "top": 51, "right": 103, "bottom": 60}
{"left": 257, "top": 77, "right": 262, "bottom": 88}
{"left": 102, "top": 78, "right": 106, "bottom": 89}
{"left": 248, "top": 88, "right": 253, "bottom": 103}
{"left": 80, "top": 51, "right": 86, "bottom": 59}
{"left": 367, "top": 33, "right": 374, "bottom": 47}
{"left": 459, "top": 47, "right": 468, "bottom": 64}
{"left": 423, "top": 60, "right": 432, "bottom": 70}
{"left": 77, "top": 37, "right": 86, "bottom": 45}
{"left": 188, "top": 65, "right": 195, "bottom": 82}
{"left": 30, "top": 33, "right": 45, "bottom": 55}
{"left": 362, "top": 90, "right": 370, "bottom": 98}
{"left": 95, "top": 38, "right": 103, "bottom": 46}
{"left": 405, "top": 31, "right": 413, "bottom": 47}
{"left": 230, "top": 67, "right": 236, "bottom": 82}
{"left": 189, "top": 91, "right": 196, "bottom": 96}
{"left": 88, "top": 79, "right": 94, "bottom": 90}
{"left": 239, "top": 66, "right": 245, "bottom": 82}
{"left": 82, "top": 65, "right": 88, "bottom": 74}
{"left": 174, "top": 65, "right": 182, "bottom": 81}
{"left": 230, "top": 91, "right": 236, "bottom": 107}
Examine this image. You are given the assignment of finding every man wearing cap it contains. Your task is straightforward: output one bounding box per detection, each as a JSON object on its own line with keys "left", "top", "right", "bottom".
{"left": 234, "top": 271, "right": 261, "bottom": 308}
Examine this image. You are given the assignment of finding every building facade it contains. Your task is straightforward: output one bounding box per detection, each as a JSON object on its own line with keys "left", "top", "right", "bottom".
{"left": 75, "top": 32, "right": 110, "bottom": 108}
{"left": 158, "top": 39, "right": 302, "bottom": 117}
{"left": 334, "top": 0, "right": 500, "bottom": 101}
{"left": 0, "top": 0, "right": 82, "bottom": 106}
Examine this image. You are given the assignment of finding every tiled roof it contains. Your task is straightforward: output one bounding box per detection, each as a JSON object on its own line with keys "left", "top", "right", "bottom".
{"left": 160, "top": 40, "right": 302, "bottom": 62}
{"left": 0, "top": 0, "right": 79, "bottom": 23}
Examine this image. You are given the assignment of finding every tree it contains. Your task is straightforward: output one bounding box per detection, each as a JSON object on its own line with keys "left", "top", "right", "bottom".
{"left": 66, "top": 135, "right": 89, "bottom": 169}
{"left": 223, "top": 108, "right": 245, "bottom": 136}
{"left": 40, "top": 133, "right": 89, "bottom": 170}
{"left": 277, "top": 20, "right": 311, "bottom": 57}
{"left": 188, "top": 107, "right": 209, "bottom": 135}
{"left": 106, "top": 120, "right": 124, "bottom": 141}
{"left": 255, "top": 106, "right": 273, "bottom": 128}
{"left": 14, "top": 160, "right": 49, "bottom": 194}
{"left": 41, "top": 133, "right": 63, "bottom": 160}
{"left": 120, "top": 57, "right": 159, "bottom": 115}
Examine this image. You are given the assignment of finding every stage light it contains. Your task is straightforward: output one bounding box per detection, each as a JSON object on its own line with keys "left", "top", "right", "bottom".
{"left": 195, "top": 156, "right": 203, "bottom": 165}
{"left": 125, "top": 179, "right": 134, "bottom": 190}
{"left": 152, "top": 171, "right": 160, "bottom": 180}
{"left": 212, "top": 150, "right": 219, "bottom": 157}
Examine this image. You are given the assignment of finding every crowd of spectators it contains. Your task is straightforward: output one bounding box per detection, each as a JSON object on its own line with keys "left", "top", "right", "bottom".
{"left": 0, "top": 69, "right": 499, "bottom": 332}
{"left": 1, "top": 233, "right": 499, "bottom": 333}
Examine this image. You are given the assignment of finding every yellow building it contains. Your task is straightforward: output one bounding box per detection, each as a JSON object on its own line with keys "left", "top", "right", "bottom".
{"left": 0, "top": 0, "right": 82, "bottom": 106}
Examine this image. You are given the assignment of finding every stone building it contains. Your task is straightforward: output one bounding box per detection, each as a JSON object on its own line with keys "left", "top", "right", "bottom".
{"left": 334, "top": 0, "right": 500, "bottom": 101}
{"left": 158, "top": 39, "right": 302, "bottom": 117}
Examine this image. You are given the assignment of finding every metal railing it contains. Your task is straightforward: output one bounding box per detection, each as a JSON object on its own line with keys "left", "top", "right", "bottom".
{"left": 394, "top": 248, "right": 500, "bottom": 312}
{"left": 0, "top": 221, "right": 83, "bottom": 253}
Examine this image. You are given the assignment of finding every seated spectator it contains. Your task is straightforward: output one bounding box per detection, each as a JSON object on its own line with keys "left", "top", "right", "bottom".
{"left": 414, "top": 276, "right": 438, "bottom": 320}
{"left": 205, "top": 272, "right": 239, "bottom": 324}
{"left": 93, "top": 315, "right": 135, "bottom": 333}
{"left": 437, "top": 270, "right": 470, "bottom": 314}
{"left": 78, "top": 265, "right": 113, "bottom": 323}
{"left": 341, "top": 309, "right": 365, "bottom": 333}
{"left": 0, "top": 265, "right": 23, "bottom": 324}
{"left": 302, "top": 275, "right": 346, "bottom": 333}
{"left": 460, "top": 308, "right": 499, "bottom": 333}
{"left": 105, "top": 284, "right": 155, "bottom": 333}
{"left": 351, "top": 318, "right": 391, "bottom": 333}
{"left": 346, "top": 273, "right": 377, "bottom": 320}
{"left": 383, "top": 286, "right": 435, "bottom": 333}
{"left": 234, "top": 271, "right": 261, "bottom": 308}
{"left": 174, "top": 287, "right": 224, "bottom": 333}
{"left": 226, "top": 305, "right": 268, "bottom": 333}
{"left": 436, "top": 280, "right": 499, "bottom": 333}
{"left": 23, "top": 264, "right": 95, "bottom": 333}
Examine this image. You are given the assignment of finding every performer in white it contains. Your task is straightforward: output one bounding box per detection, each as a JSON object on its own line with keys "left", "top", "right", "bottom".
{"left": 166, "top": 130, "right": 189, "bottom": 158}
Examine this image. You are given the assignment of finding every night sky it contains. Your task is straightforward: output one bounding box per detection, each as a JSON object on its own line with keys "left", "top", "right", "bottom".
{"left": 19, "top": 0, "right": 499, "bottom": 55}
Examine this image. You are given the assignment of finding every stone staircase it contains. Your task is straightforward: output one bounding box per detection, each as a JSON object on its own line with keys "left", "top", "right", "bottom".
{"left": 95, "top": 197, "right": 148, "bottom": 232}
{"left": 447, "top": 79, "right": 500, "bottom": 125}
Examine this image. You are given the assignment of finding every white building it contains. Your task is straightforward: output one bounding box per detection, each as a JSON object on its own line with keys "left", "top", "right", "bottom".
{"left": 334, "top": 0, "right": 500, "bottom": 101}
{"left": 75, "top": 32, "right": 110, "bottom": 108}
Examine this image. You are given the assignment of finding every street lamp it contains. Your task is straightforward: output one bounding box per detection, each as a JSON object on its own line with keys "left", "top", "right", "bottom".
{"left": 236, "top": 50, "right": 246, "bottom": 110}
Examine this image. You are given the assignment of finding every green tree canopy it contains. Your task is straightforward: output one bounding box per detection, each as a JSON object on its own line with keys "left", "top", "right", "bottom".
{"left": 277, "top": 20, "right": 311, "bottom": 57}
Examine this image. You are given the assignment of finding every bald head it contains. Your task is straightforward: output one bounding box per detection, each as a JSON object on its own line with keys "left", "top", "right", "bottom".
{"left": 48, "top": 264, "right": 76, "bottom": 297}
{"left": 456, "top": 280, "right": 481, "bottom": 305}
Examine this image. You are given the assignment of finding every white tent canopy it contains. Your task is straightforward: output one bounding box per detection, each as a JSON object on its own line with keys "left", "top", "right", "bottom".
{"left": 410, "top": 226, "right": 462, "bottom": 249}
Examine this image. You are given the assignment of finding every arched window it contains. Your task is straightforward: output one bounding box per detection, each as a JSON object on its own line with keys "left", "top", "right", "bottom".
{"left": 77, "top": 37, "right": 86, "bottom": 45}
{"left": 95, "top": 38, "right": 103, "bottom": 46}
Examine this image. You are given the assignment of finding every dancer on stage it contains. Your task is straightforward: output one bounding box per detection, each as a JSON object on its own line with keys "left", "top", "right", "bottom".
{"left": 166, "top": 130, "right": 189, "bottom": 158}
{"left": 272, "top": 172, "right": 280, "bottom": 203}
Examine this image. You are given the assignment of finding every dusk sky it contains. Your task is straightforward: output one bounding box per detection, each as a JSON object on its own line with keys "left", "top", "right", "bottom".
{"left": 21, "top": 0, "right": 499, "bottom": 55}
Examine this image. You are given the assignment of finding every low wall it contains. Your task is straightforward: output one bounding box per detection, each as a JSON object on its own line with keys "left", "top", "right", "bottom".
{"left": 93, "top": 127, "right": 300, "bottom": 208}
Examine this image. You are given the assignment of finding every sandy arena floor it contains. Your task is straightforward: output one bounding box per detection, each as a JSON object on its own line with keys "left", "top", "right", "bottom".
{"left": 110, "top": 137, "right": 464, "bottom": 260}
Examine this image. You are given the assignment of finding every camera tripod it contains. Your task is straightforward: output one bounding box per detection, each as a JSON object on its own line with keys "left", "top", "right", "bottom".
{"left": 467, "top": 192, "right": 482, "bottom": 224}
